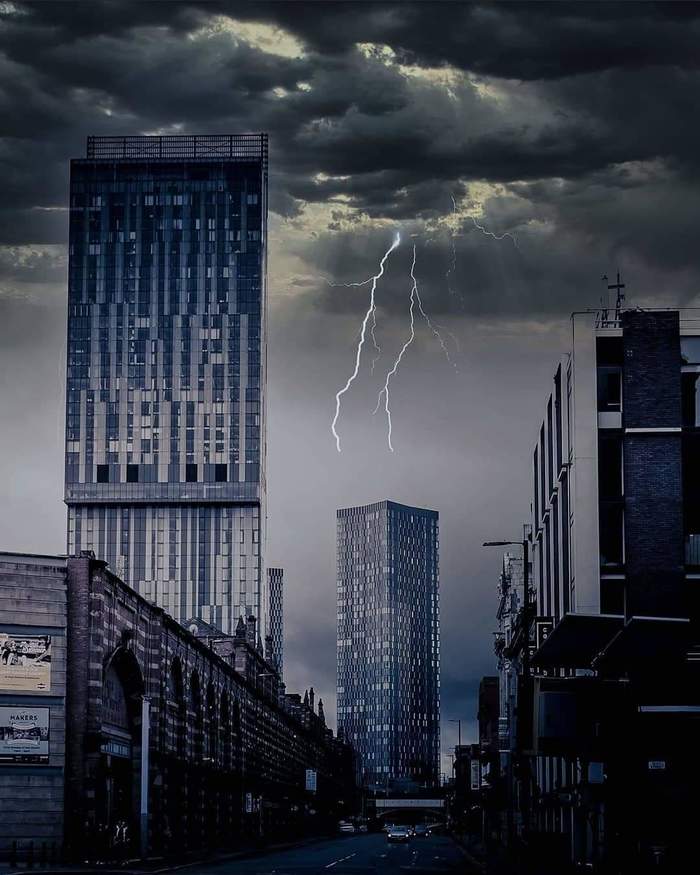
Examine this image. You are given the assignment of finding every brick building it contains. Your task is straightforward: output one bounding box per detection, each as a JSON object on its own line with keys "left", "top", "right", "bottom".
{"left": 0, "top": 551, "right": 354, "bottom": 861}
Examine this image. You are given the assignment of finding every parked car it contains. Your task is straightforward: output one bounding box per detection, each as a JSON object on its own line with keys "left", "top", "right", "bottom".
{"left": 387, "top": 826, "right": 411, "bottom": 843}
{"left": 338, "top": 821, "right": 356, "bottom": 834}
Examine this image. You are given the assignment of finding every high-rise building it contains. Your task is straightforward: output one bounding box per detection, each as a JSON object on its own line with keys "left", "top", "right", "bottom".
{"left": 336, "top": 500, "right": 440, "bottom": 788}
{"left": 64, "top": 134, "right": 268, "bottom": 634}
{"left": 266, "top": 567, "right": 284, "bottom": 675}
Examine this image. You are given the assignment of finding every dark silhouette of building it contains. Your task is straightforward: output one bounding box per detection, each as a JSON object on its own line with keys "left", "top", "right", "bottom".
{"left": 492, "top": 309, "right": 700, "bottom": 873}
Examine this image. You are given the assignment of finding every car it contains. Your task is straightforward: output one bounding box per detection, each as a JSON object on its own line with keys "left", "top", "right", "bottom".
{"left": 387, "top": 826, "right": 411, "bottom": 843}
{"left": 338, "top": 821, "right": 356, "bottom": 834}
{"left": 414, "top": 824, "right": 430, "bottom": 837}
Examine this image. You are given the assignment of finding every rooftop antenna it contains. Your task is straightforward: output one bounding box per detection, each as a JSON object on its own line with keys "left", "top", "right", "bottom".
{"left": 608, "top": 270, "right": 626, "bottom": 322}
{"left": 599, "top": 275, "right": 610, "bottom": 327}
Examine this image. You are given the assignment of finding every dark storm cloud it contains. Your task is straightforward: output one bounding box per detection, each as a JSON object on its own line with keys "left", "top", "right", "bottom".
{"left": 3, "top": 0, "right": 700, "bottom": 244}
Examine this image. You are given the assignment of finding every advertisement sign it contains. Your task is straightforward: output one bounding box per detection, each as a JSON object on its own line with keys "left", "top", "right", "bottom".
{"left": 0, "top": 633, "right": 52, "bottom": 692}
{"left": 0, "top": 707, "right": 49, "bottom": 764}
{"left": 470, "top": 760, "right": 481, "bottom": 791}
{"left": 305, "top": 768, "right": 317, "bottom": 793}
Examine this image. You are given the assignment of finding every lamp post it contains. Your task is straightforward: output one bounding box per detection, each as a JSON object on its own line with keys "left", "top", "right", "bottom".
{"left": 448, "top": 718, "right": 462, "bottom": 749}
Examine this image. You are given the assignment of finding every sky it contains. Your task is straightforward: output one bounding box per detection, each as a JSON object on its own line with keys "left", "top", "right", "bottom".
{"left": 2, "top": 0, "right": 700, "bottom": 778}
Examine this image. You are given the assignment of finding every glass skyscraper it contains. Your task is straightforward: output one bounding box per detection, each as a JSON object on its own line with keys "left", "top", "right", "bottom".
{"left": 65, "top": 134, "right": 267, "bottom": 634}
{"left": 336, "top": 500, "right": 440, "bottom": 789}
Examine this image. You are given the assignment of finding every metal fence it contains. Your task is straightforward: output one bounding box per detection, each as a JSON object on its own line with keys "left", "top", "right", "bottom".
{"left": 86, "top": 134, "right": 268, "bottom": 165}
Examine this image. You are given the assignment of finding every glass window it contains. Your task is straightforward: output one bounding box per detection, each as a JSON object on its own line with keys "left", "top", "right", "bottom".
{"left": 598, "top": 436, "right": 623, "bottom": 499}
{"left": 126, "top": 464, "right": 139, "bottom": 483}
{"left": 599, "top": 503, "right": 624, "bottom": 566}
{"left": 681, "top": 337, "right": 700, "bottom": 365}
{"left": 96, "top": 464, "right": 109, "bottom": 483}
{"left": 597, "top": 367, "right": 622, "bottom": 412}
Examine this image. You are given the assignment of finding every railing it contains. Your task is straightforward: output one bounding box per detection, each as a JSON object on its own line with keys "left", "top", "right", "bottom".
{"left": 86, "top": 134, "right": 268, "bottom": 166}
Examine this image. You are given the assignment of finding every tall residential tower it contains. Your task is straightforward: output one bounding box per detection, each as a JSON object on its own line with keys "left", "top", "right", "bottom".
{"left": 336, "top": 500, "right": 440, "bottom": 788}
{"left": 65, "top": 134, "right": 268, "bottom": 633}
{"left": 266, "top": 566, "right": 284, "bottom": 676}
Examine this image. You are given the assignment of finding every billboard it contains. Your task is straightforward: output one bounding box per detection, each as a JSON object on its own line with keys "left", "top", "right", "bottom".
{"left": 0, "top": 633, "right": 52, "bottom": 692}
{"left": 0, "top": 707, "right": 50, "bottom": 764}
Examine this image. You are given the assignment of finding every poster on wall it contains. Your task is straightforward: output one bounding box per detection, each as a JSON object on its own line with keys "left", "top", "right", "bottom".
{"left": 0, "top": 633, "right": 52, "bottom": 692}
{"left": 0, "top": 707, "right": 50, "bottom": 764}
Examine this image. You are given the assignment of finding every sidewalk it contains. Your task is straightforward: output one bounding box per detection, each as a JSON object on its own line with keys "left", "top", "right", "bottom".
{"left": 2, "top": 834, "right": 334, "bottom": 875}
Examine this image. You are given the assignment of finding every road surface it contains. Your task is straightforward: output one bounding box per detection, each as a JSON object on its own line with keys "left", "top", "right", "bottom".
{"left": 176, "top": 833, "right": 469, "bottom": 875}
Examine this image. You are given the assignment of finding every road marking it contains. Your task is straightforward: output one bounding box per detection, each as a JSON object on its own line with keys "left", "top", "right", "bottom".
{"left": 325, "top": 852, "right": 357, "bottom": 869}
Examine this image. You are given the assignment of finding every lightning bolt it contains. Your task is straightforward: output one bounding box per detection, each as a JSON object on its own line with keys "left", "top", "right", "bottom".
{"left": 446, "top": 194, "right": 458, "bottom": 297}
{"left": 374, "top": 243, "right": 459, "bottom": 451}
{"left": 469, "top": 215, "right": 520, "bottom": 251}
{"left": 374, "top": 244, "right": 419, "bottom": 452}
{"left": 331, "top": 232, "right": 401, "bottom": 452}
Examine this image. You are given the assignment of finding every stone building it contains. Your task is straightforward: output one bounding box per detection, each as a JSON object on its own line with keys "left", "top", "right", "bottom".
{"left": 0, "top": 551, "right": 354, "bottom": 861}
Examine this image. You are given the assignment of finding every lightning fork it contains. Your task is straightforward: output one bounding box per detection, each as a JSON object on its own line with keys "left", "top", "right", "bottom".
{"left": 374, "top": 243, "right": 419, "bottom": 452}
{"left": 469, "top": 215, "right": 520, "bottom": 251}
{"left": 331, "top": 232, "right": 401, "bottom": 452}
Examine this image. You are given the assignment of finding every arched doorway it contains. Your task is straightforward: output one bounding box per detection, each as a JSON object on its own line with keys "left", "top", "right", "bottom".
{"left": 163, "top": 657, "right": 187, "bottom": 854}
{"left": 97, "top": 647, "right": 144, "bottom": 854}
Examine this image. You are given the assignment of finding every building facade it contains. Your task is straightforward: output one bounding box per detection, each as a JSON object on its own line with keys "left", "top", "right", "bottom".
{"left": 0, "top": 551, "right": 353, "bottom": 862}
{"left": 64, "top": 134, "right": 268, "bottom": 634}
{"left": 493, "top": 310, "right": 700, "bottom": 872}
{"left": 336, "top": 500, "right": 440, "bottom": 789}
{"left": 266, "top": 567, "right": 284, "bottom": 676}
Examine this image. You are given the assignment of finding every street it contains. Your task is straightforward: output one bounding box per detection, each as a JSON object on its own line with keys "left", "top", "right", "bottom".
{"left": 177, "top": 834, "right": 469, "bottom": 875}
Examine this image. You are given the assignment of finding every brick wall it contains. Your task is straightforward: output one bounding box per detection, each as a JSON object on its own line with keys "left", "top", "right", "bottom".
{"left": 622, "top": 312, "right": 685, "bottom": 619}
{"left": 0, "top": 554, "right": 68, "bottom": 857}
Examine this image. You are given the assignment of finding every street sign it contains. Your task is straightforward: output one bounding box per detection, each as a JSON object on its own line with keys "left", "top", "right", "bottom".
{"left": 648, "top": 760, "right": 666, "bottom": 770}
